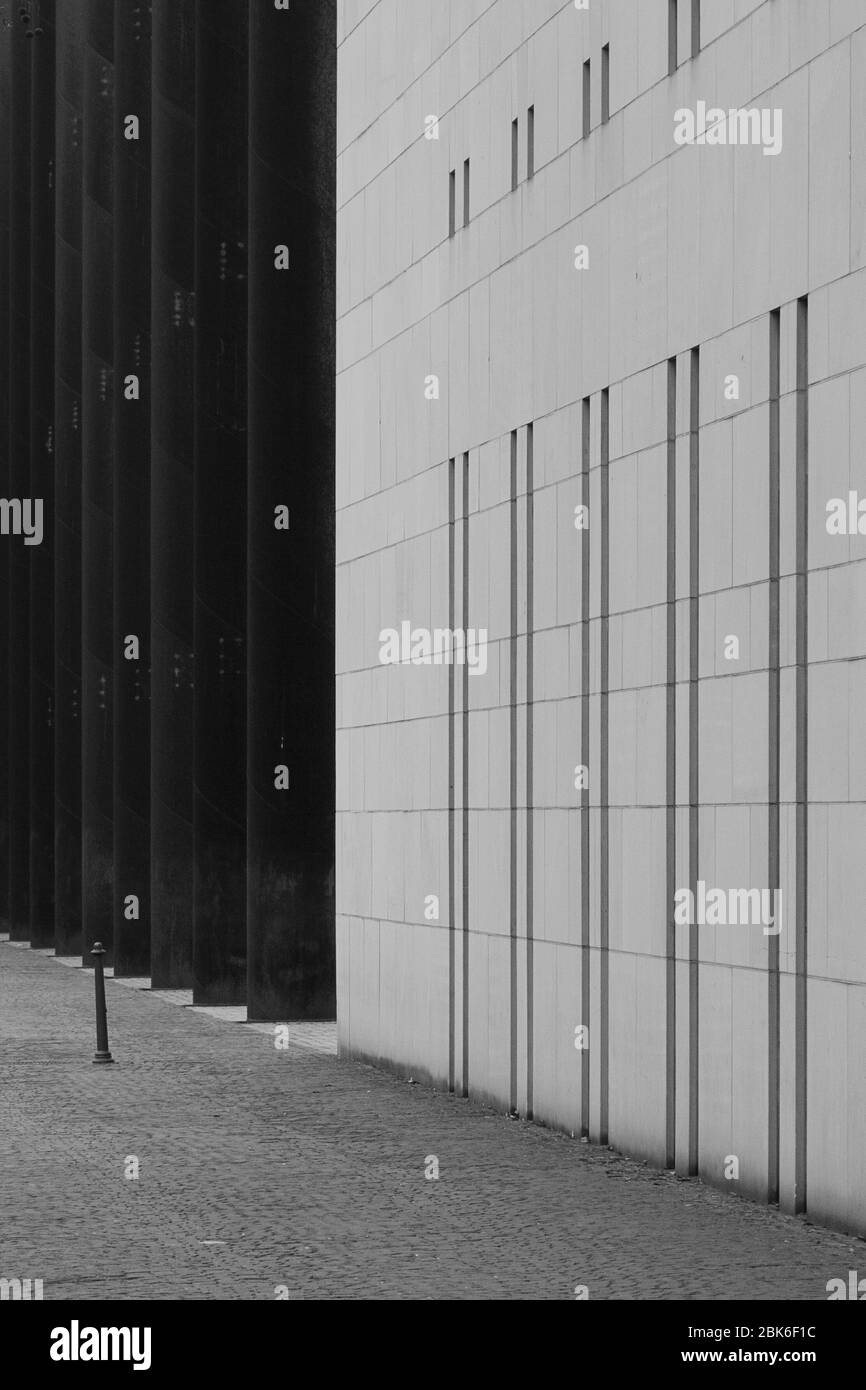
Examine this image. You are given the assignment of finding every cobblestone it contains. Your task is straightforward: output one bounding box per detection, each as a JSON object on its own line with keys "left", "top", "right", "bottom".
{"left": 0, "top": 943, "right": 862, "bottom": 1300}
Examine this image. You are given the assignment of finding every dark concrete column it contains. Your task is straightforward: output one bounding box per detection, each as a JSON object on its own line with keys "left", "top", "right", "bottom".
{"left": 81, "top": 0, "right": 114, "bottom": 962}
{"left": 191, "top": 0, "right": 247, "bottom": 1005}
{"left": 28, "top": 0, "right": 56, "bottom": 948}
{"left": 0, "top": 13, "right": 11, "bottom": 931}
{"left": 8, "top": 9, "right": 32, "bottom": 940}
{"left": 53, "top": 0, "right": 85, "bottom": 958}
{"left": 246, "top": 0, "right": 336, "bottom": 1019}
{"left": 112, "top": 0, "right": 150, "bottom": 977}
{"left": 149, "top": 0, "right": 194, "bottom": 989}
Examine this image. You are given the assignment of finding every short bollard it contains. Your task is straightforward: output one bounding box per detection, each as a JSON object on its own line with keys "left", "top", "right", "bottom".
{"left": 90, "top": 942, "right": 115, "bottom": 1064}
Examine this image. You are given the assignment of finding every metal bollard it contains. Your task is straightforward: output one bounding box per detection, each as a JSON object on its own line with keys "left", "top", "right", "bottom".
{"left": 90, "top": 942, "right": 115, "bottom": 1064}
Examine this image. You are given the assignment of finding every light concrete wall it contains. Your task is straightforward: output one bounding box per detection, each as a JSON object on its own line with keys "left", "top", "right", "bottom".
{"left": 337, "top": 0, "right": 866, "bottom": 1236}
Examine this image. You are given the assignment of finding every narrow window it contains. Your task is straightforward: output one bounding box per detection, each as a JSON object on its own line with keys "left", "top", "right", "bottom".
{"left": 582, "top": 59, "right": 591, "bottom": 138}
{"left": 511, "top": 118, "right": 519, "bottom": 191}
{"left": 668, "top": 0, "right": 678, "bottom": 75}
{"left": 527, "top": 105, "right": 535, "bottom": 178}
{"left": 691, "top": 0, "right": 701, "bottom": 58}
{"left": 463, "top": 157, "right": 470, "bottom": 226}
{"left": 449, "top": 169, "right": 456, "bottom": 237}
{"left": 601, "top": 45, "right": 609, "bottom": 123}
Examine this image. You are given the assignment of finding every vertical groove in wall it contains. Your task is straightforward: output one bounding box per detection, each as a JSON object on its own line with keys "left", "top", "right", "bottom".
{"left": 448, "top": 456, "right": 456, "bottom": 1093}
{"left": 149, "top": 0, "right": 195, "bottom": 989}
{"left": 599, "top": 387, "right": 609, "bottom": 1144}
{"left": 580, "top": 395, "right": 591, "bottom": 1136}
{"left": 794, "top": 296, "right": 809, "bottom": 1214}
{"left": 665, "top": 357, "right": 677, "bottom": 1169}
{"left": 81, "top": 0, "right": 115, "bottom": 963}
{"left": 113, "top": 0, "right": 151, "bottom": 977}
{"left": 8, "top": 13, "right": 32, "bottom": 939}
{"left": 54, "top": 0, "right": 85, "bottom": 958}
{"left": 525, "top": 421, "right": 534, "bottom": 1121}
{"left": 509, "top": 428, "right": 518, "bottom": 1115}
{"left": 28, "top": 1, "right": 56, "bottom": 948}
{"left": 768, "top": 308, "right": 781, "bottom": 1203}
{"left": 688, "top": 345, "right": 700, "bottom": 1175}
{"left": 461, "top": 451, "right": 470, "bottom": 1097}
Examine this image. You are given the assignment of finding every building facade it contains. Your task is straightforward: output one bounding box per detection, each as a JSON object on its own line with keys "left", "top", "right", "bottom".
{"left": 1, "top": 0, "right": 336, "bottom": 1021}
{"left": 336, "top": 0, "right": 866, "bottom": 1235}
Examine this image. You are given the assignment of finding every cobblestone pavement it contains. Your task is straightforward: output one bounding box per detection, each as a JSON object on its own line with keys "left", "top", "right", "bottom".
{"left": 0, "top": 943, "right": 862, "bottom": 1300}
